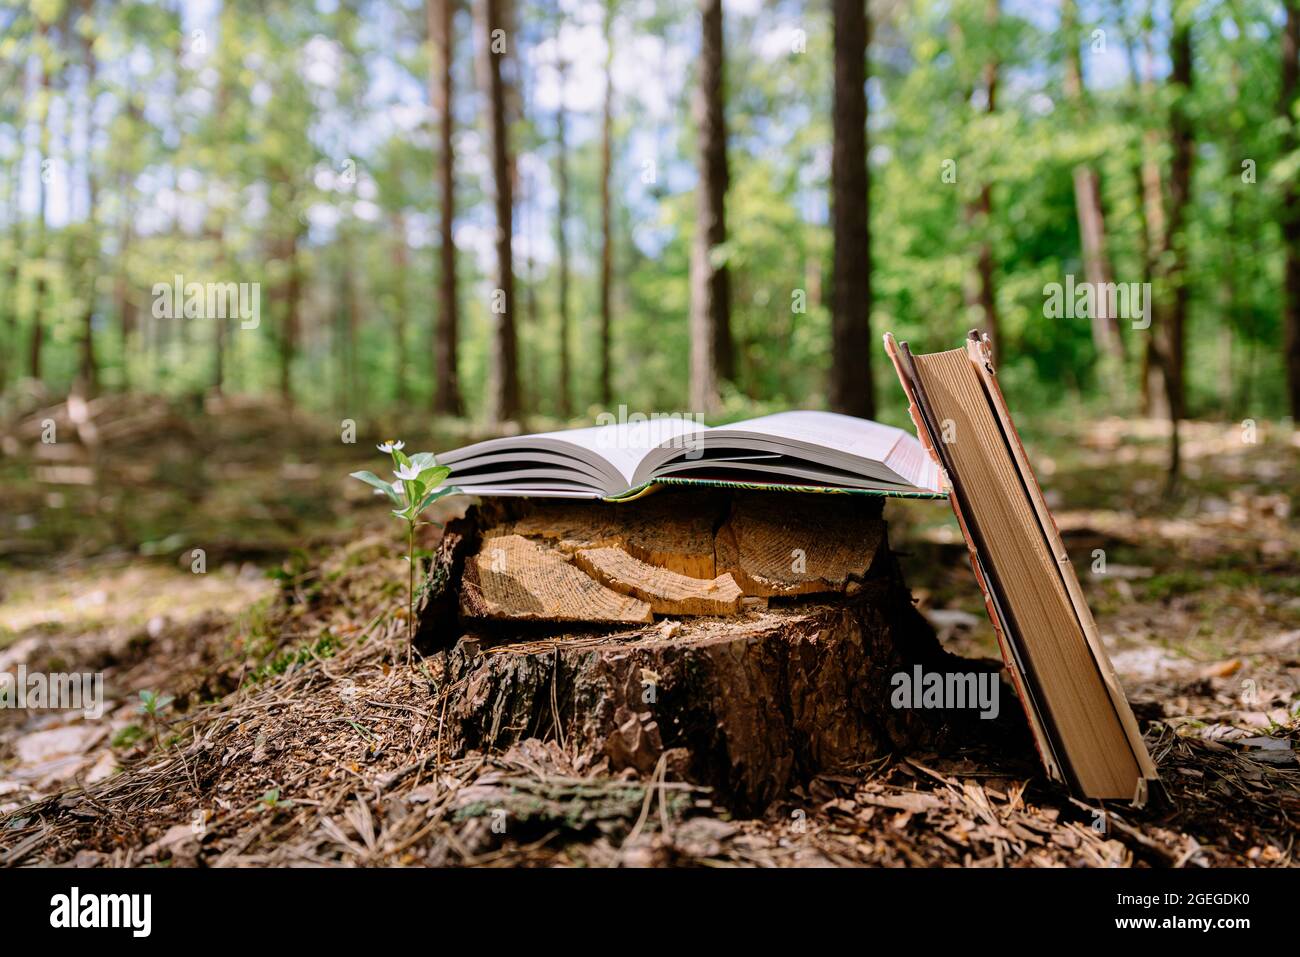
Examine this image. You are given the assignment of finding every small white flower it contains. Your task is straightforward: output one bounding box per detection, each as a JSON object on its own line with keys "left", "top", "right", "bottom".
{"left": 392, "top": 480, "right": 405, "bottom": 497}
{"left": 377, "top": 440, "right": 405, "bottom": 453}
{"left": 394, "top": 463, "right": 421, "bottom": 482}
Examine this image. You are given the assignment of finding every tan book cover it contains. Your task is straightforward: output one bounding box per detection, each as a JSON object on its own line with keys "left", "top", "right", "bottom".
{"left": 884, "top": 330, "right": 1157, "bottom": 804}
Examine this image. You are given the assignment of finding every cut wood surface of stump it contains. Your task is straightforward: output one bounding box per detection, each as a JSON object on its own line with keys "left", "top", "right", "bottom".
{"left": 462, "top": 533, "right": 653, "bottom": 624}
{"left": 418, "top": 489, "right": 1007, "bottom": 813}
{"left": 572, "top": 546, "right": 745, "bottom": 615}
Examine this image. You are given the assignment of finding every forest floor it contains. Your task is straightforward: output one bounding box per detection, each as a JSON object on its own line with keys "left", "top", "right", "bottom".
{"left": 0, "top": 396, "right": 1297, "bottom": 867}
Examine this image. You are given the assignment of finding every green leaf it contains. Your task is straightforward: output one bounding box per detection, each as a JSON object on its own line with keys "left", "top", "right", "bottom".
{"left": 409, "top": 452, "right": 438, "bottom": 474}
{"left": 415, "top": 484, "right": 460, "bottom": 514}
{"left": 423, "top": 465, "right": 452, "bottom": 487}
{"left": 393, "top": 448, "right": 412, "bottom": 469}
{"left": 351, "top": 470, "right": 401, "bottom": 504}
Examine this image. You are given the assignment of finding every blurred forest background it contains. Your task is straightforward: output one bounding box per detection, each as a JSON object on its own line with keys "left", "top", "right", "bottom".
{"left": 5, "top": 0, "right": 1300, "bottom": 869}
{"left": 1, "top": 0, "right": 1299, "bottom": 443}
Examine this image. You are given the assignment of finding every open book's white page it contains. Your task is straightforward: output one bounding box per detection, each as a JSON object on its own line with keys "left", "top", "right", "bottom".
{"left": 630, "top": 410, "right": 941, "bottom": 492}
{"left": 438, "top": 410, "right": 941, "bottom": 497}
{"left": 720, "top": 411, "right": 904, "bottom": 462}
{"left": 440, "top": 416, "right": 702, "bottom": 495}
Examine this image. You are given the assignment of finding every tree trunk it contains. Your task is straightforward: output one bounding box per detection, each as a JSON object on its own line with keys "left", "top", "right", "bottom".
{"left": 115, "top": 176, "right": 134, "bottom": 393}
{"left": 1, "top": 167, "right": 18, "bottom": 395}
{"left": 211, "top": 20, "right": 232, "bottom": 397}
{"left": 392, "top": 210, "right": 409, "bottom": 404}
{"left": 479, "top": 0, "right": 520, "bottom": 423}
{"left": 77, "top": 11, "right": 99, "bottom": 397}
{"left": 1063, "top": 0, "right": 1123, "bottom": 367}
{"left": 213, "top": 232, "right": 227, "bottom": 395}
{"left": 555, "top": 57, "right": 572, "bottom": 419}
{"left": 1282, "top": 0, "right": 1300, "bottom": 418}
{"left": 430, "top": 0, "right": 464, "bottom": 416}
{"left": 1135, "top": 25, "right": 1169, "bottom": 418}
{"left": 1221, "top": 61, "right": 1245, "bottom": 416}
{"left": 964, "top": 0, "right": 1000, "bottom": 360}
{"left": 689, "top": 0, "right": 732, "bottom": 415}
{"left": 115, "top": 81, "right": 142, "bottom": 393}
{"left": 829, "top": 0, "right": 874, "bottom": 419}
{"left": 1158, "top": 19, "right": 1195, "bottom": 482}
{"left": 416, "top": 492, "right": 1006, "bottom": 813}
{"left": 521, "top": 63, "right": 540, "bottom": 416}
{"left": 344, "top": 227, "right": 362, "bottom": 409}
{"left": 30, "top": 21, "right": 51, "bottom": 381}
{"left": 278, "top": 227, "right": 302, "bottom": 406}
{"left": 598, "top": 1, "right": 615, "bottom": 409}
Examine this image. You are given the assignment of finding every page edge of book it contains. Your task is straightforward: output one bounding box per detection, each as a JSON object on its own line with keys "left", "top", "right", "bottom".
{"left": 963, "top": 333, "right": 1158, "bottom": 795}
{"left": 883, "top": 332, "right": 1068, "bottom": 789}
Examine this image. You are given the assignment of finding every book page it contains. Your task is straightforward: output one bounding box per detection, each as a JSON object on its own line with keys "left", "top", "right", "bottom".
{"left": 542, "top": 417, "right": 704, "bottom": 485}
{"left": 632, "top": 410, "right": 938, "bottom": 490}
{"left": 439, "top": 415, "right": 703, "bottom": 494}
{"left": 717, "top": 411, "right": 906, "bottom": 464}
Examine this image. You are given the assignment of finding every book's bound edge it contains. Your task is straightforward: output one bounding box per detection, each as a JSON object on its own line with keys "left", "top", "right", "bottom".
{"left": 882, "top": 332, "right": 1065, "bottom": 787}
{"left": 603, "top": 477, "right": 948, "bottom": 503}
{"left": 963, "top": 331, "right": 1157, "bottom": 801}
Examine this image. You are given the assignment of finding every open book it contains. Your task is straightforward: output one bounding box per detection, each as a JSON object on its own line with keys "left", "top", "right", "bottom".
{"left": 885, "top": 330, "right": 1157, "bottom": 803}
{"left": 437, "top": 411, "right": 945, "bottom": 501}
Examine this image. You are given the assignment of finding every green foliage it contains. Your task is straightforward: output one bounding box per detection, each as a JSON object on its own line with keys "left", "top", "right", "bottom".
{"left": 243, "top": 631, "right": 340, "bottom": 686}
{"left": 350, "top": 441, "right": 458, "bottom": 524}
{"left": 136, "top": 689, "right": 174, "bottom": 717}
{"left": 136, "top": 688, "right": 174, "bottom": 749}
{"left": 0, "top": 0, "right": 1293, "bottom": 420}
{"left": 257, "top": 788, "right": 293, "bottom": 811}
{"left": 111, "top": 724, "right": 145, "bottom": 749}
{"left": 351, "top": 440, "right": 459, "bottom": 657}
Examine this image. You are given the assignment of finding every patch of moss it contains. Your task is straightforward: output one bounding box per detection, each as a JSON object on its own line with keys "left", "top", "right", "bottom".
{"left": 1140, "top": 571, "right": 1205, "bottom": 602}
{"left": 242, "top": 631, "right": 339, "bottom": 686}
{"left": 112, "top": 724, "right": 145, "bottom": 748}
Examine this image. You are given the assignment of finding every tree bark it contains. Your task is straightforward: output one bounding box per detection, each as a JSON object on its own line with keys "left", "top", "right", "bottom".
{"left": 1134, "top": 24, "right": 1169, "bottom": 418}
{"left": 829, "top": 0, "right": 874, "bottom": 418}
{"left": 1157, "top": 18, "right": 1194, "bottom": 481}
{"left": 555, "top": 57, "right": 572, "bottom": 418}
{"left": 213, "top": 228, "right": 227, "bottom": 395}
{"left": 688, "top": 0, "right": 732, "bottom": 415}
{"left": 343, "top": 226, "right": 362, "bottom": 409}
{"left": 964, "top": 0, "right": 1000, "bottom": 360}
{"left": 417, "top": 492, "right": 1004, "bottom": 813}
{"left": 598, "top": 1, "right": 615, "bottom": 409}
{"left": 520, "top": 63, "right": 540, "bottom": 416}
{"left": 29, "top": 20, "right": 51, "bottom": 381}
{"left": 77, "top": 7, "right": 99, "bottom": 397}
{"left": 392, "top": 210, "right": 409, "bottom": 404}
{"left": 1282, "top": 0, "right": 1300, "bottom": 418}
{"left": 277, "top": 226, "right": 302, "bottom": 406}
{"left": 211, "top": 15, "right": 234, "bottom": 396}
{"left": 114, "top": 80, "right": 142, "bottom": 393}
{"left": 1, "top": 161, "right": 18, "bottom": 395}
{"left": 1221, "top": 60, "right": 1245, "bottom": 415}
{"left": 115, "top": 170, "right": 133, "bottom": 392}
{"left": 479, "top": 0, "right": 521, "bottom": 423}
{"left": 1063, "top": 0, "right": 1123, "bottom": 366}
{"left": 430, "top": 0, "right": 464, "bottom": 416}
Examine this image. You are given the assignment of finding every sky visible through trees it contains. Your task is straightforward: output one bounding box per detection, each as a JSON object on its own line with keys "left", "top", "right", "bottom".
{"left": 1, "top": 0, "right": 1298, "bottom": 440}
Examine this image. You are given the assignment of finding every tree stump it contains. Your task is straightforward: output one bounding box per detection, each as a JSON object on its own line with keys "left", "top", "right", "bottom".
{"left": 417, "top": 489, "right": 996, "bottom": 813}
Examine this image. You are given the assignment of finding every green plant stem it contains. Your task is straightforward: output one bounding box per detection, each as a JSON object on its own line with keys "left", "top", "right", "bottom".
{"left": 407, "top": 520, "right": 415, "bottom": 655}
